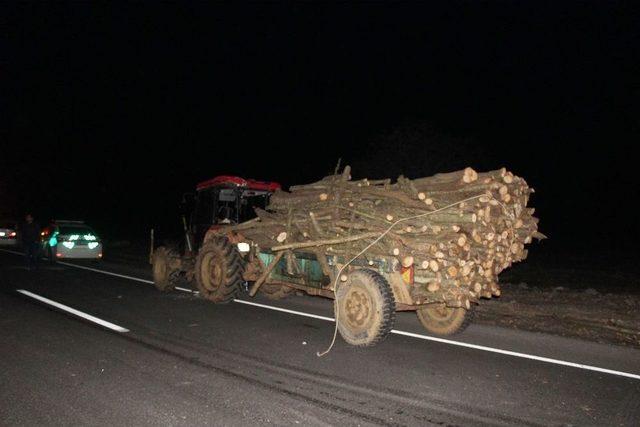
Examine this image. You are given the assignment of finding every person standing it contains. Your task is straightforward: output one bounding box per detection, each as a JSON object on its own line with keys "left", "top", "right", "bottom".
{"left": 20, "top": 213, "right": 40, "bottom": 269}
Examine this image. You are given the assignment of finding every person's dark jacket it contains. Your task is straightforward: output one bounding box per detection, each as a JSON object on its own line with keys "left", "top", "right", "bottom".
{"left": 20, "top": 221, "right": 40, "bottom": 245}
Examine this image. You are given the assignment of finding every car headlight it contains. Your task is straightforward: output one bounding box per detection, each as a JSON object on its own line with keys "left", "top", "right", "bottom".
{"left": 237, "top": 242, "right": 250, "bottom": 253}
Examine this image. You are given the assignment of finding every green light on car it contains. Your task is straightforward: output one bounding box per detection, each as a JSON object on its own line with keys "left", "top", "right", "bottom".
{"left": 84, "top": 234, "right": 97, "bottom": 241}
{"left": 62, "top": 242, "right": 75, "bottom": 249}
{"left": 68, "top": 234, "right": 80, "bottom": 241}
{"left": 88, "top": 242, "right": 99, "bottom": 249}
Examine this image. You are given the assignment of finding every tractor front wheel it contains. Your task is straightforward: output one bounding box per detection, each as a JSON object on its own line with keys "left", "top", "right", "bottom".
{"left": 152, "top": 246, "right": 180, "bottom": 292}
{"left": 416, "top": 303, "right": 475, "bottom": 336}
{"left": 195, "top": 238, "right": 244, "bottom": 303}
{"left": 335, "top": 269, "right": 396, "bottom": 347}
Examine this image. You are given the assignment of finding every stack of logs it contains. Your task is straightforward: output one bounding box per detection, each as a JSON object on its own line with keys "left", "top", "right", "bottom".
{"left": 234, "top": 166, "right": 543, "bottom": 309}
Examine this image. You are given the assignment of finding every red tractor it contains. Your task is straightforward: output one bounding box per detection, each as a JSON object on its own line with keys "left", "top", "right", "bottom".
{"left": 151, "top": 175, "right": 286, "bottom": 298}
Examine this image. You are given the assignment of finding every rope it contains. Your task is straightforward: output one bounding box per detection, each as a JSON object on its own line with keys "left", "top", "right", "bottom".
{"left": 317, "top": 193, "right": 487, "bottom": 357}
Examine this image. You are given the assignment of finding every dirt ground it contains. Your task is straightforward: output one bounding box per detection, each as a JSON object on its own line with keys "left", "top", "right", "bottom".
{"left": 476, "top": 244, "right": 640, "bottom": 348}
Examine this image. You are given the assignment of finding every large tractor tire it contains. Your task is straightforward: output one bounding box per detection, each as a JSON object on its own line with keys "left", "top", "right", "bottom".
{"left": 260, "top": 283, "right": 295, "bottom": 300}
{"left": 416, "top": 303, "right": 476, "bottom": 336}
{"left": 152, "top": 246, "right": 180, "bottom": 292}
{"left": 335, "top": 269, "right": 396, "bottom": 347}
{"left": 195, "top": 238, "right": 244, "bottom": 303}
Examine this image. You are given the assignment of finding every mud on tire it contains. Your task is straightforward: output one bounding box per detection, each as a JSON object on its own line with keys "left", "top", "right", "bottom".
{"left": 152, "top": 246, "right": 180, "bottom": 292}
{"left": 416, "top": 303, "right": 476, "bottom": 336}
{"left": 195, "top": 238, "right": 244, "bottom": 303}
{"left": 335, "top": 269, "right": 396, "bottom": 347}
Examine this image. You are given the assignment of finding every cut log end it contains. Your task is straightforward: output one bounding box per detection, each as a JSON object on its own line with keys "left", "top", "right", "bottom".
{"left": 462, "top": 167, "right": 478, "bottom": 183}
{"left": 447, "top": 266, "right": 458, "bottom": 278}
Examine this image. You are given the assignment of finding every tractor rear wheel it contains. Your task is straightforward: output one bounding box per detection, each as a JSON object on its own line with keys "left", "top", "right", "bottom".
{"left": 416, "top": 303, "right": 476, "bottom": 336}
{"left": 152, "top": 246, "right": 180, "bottom": 292}
{"left": 195, "top": 238, "right": 244, "bottom": 303}
{"left": 260, "top": 283, "right": 295, "bottom": 300}
{"left": 335, "top": 269, "right": 396, "bottom": 347}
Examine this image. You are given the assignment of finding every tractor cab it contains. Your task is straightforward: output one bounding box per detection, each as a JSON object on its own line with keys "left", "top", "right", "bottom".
{"left": 190, "top": 176, "right": 280, "bottom": 250}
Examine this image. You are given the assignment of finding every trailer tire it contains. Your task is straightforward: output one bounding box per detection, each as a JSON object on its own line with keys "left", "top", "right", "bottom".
{"left": 416, "top": 303, "right": 476, "bottom": 336}
{"left": 195, "top": 238, "right": 243, "bottom": 303}
{"left": 260, "top": 284, "right": 295, "bottom": 300}
{"left": 335, "top": 269, "right": 396, "bottom": 347}
{"left": 153, "top": 246, "right": 180, "bottom": 292}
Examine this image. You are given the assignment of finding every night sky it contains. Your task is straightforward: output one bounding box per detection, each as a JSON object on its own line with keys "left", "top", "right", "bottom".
{"left": 2, "top": 2, "right": 638, "bottom": 250}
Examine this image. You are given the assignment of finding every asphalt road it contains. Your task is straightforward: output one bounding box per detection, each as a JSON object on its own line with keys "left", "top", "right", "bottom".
{"left": 1, "top": 249, "right": 639, "bottom": 426}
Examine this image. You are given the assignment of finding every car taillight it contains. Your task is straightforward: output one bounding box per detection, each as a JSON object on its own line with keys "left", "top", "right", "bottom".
{"left": 10, "top": 231, "right": 16, "bottom": 237}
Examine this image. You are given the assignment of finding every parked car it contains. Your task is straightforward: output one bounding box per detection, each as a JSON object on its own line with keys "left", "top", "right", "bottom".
{"left": 41, "top": 220, "right": 103, "bottom": 260}
{"left": 0, "top": 221, "right": 18, "bottom": 246}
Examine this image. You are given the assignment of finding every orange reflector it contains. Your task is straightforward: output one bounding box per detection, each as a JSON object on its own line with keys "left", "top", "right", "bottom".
{"left": 401, "top": 265, "right": 414, "bottom": 285}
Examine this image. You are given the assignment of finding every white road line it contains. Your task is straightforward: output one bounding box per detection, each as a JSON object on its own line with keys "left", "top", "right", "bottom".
{"left": 56, "top": 261, "right": 154, "bottom": 285}
{"left": 233, "top": 299, "right": 640, "bottom": 381}
{"left": 389, "top": 330, "right": 640, "bottom": 380}
{"left": 175, "top": 286, "right": 198, "bottom": 294}
{"left": 16, "top": 289, "right": 130, "bottom": 333}
{"left": 233, "top": 299, "right": 335, "bottom": 322}
{"left": 3, "top": 248, "right": 639, "bottom": 381}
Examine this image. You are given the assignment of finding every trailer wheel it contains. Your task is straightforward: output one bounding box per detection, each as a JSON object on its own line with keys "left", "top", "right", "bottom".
{"left": 195, "top": 238, "right": 243, "bottom": 303}
{"left": 416, "top": 303, "right": 476, "bottom": 336}
{"left": 335, "top": 269, "right": 396, "bottom": 347}
{"left": 260, "top": 284, "right": 295, "bottom": 300}
{"left": 153, "top": 246, "right": 180, "bottom": 292}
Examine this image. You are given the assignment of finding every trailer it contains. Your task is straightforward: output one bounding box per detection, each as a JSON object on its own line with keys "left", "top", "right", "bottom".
{"left": 153, "top": 167, "right": 542, "bottom": 347}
